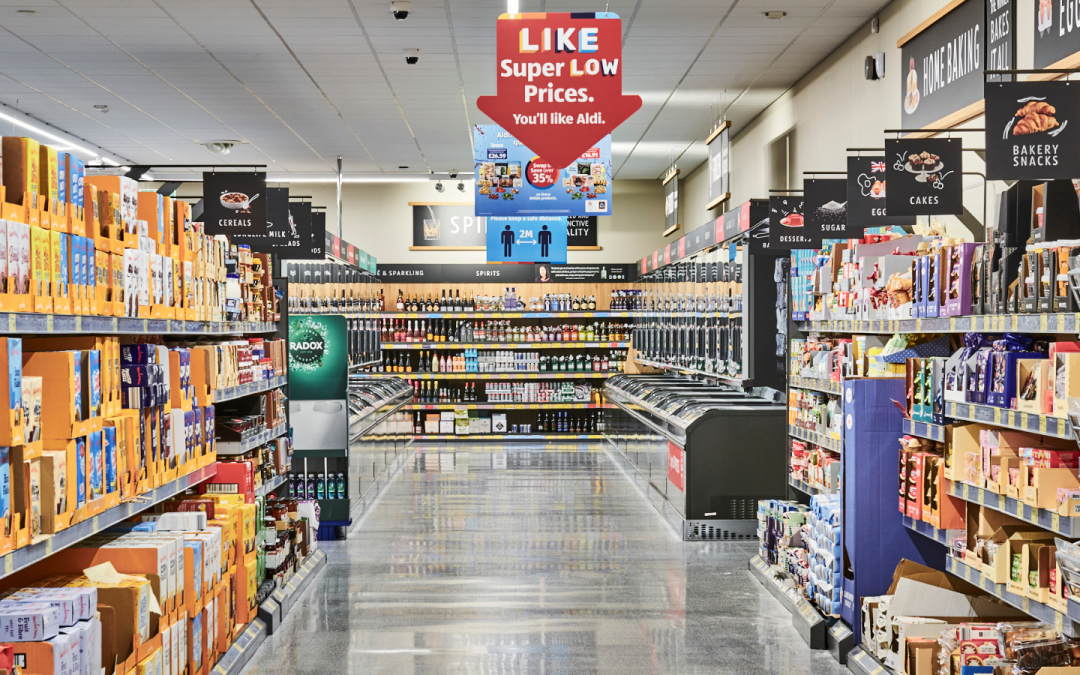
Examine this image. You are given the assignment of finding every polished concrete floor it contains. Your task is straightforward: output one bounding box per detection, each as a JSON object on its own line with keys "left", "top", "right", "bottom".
{"left": 241, "top": 443, "right": 845, "bottom": 675}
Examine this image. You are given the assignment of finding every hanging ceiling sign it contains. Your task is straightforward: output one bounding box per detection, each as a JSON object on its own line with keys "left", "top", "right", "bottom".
{"left": 283, "top": 201, "right": 323, "bottom": 260}
{"left": 768, "top": 195, "right": 811, "bottom": 250}
{"left": 986, "top": 0, "right": 1015, "bottom": 82}
{"left": 475, "top": 12, "right": 642, "bottom": 170}
{"left": 846, "top": 156, "right": 916, "bottom": 228}
{"left": 804, "top": 178, "right": 852, "bottom": 240}
{"left": 201, "top": 172, "right": 267, "bottom": 237}
{"left": 486, "top": 216, "right": 568, "bottom": 264}
{"left": 885, "top": 137, "right": 964, "bottom": 215}
{"left": 309, "top": 210, "right": 326, "bottom": 259}
{"left": 473, "top": 125, "right": 611, "bottom": 217}
{"left": 706, "top": 121, "right": 731, "bottom": 210}
{"left": 1035, "top": 0, "right": 1080, "bottom": 68}
{"left": 985, "top": 80, "right": 1080, "bottom": 180}
{"left": 663, "top": 169, "right": 679, "bottom": 236}
{"left": 899, "top": 0, "right": 984, "bottom": 129}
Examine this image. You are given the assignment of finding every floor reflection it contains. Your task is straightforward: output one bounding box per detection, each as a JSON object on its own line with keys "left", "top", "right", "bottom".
{"left": 240, "top": 443, "right": 845, "bottom": 675}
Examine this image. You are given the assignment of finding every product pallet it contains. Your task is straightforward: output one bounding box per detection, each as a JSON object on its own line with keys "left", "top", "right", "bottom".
{"left": 788, "top": 477, "right": 837, "bottom": 496}
{"left": 0, "top": 461, "right": 217, "bottom": 582}
{"left": 944, "top": 556, "right": 1079, "bottom": 636}
{"left": 214, "top": 375, "right": 289, "bottom": 404}
{"left": 799, "top": 312, "right": 1080, "bottom": 335}
{"left": 901, "top": 514, "right": 960, "bottom": 546}
{"left": 846, "top": 645, "right": 899, "bottom": 675}
{"left": 218, "top": 423, "right": 289, "bottom": 456}
{"left": 405, "top": 403, "right": 613, "bottom": 410}
{"left": 945, "top": 401, "right": 1072, "bottom": 439}
{"left": 256, "top": 549, "right": 328, "bottom": 635}
{"left": 788, "top": 424, "right": 843, "bottom": 453}
{"left": 788, "top": 375, "right": 842, "bottom": 395}
{"left": 0, "top": 314, "right": 278, "bottom": 336}
{"left": 368, "top": 372, "right": 615, "bottom": 380}
{"left": 901, "top": 418, "right": 946, "bottom": 443}
{"left": 946, "top": 479, "right": 1080, "bottom": 537}
{"left": 633, "top": 358, "right": 748, "bottom": 386}
{"left": 381, "top": 341, "right": 630, "bottom": 350}
{"left": 747, "top": 555, "right": 827, "bottom": 649}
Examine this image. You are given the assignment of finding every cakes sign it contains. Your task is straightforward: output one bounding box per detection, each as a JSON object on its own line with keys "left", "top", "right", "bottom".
{"left": 476, "top": 12, "right": 642, "bottom": 169}
{"left": 885, "top": 138, "right": 964, "bottom": 215}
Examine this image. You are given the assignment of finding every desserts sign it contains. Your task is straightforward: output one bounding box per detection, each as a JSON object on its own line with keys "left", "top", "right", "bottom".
{"left": 476, "top": 12, "right": 642, "bottom": 170}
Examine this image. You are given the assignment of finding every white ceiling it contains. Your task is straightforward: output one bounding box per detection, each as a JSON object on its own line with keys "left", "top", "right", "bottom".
{"left": 0, "top": 0, "right": 889, "bottom": 179}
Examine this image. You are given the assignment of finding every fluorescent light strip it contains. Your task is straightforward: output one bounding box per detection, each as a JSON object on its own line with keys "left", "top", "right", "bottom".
{"left": 508, "top": 0, "right": 518, "bottom": 14}
{"left": 0, "top": 109, "right": 121, "bottom": 166}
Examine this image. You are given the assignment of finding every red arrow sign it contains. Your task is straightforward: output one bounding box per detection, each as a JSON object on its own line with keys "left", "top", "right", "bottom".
{"left": 476, "top": 12, "right": 642, "bottom": 170}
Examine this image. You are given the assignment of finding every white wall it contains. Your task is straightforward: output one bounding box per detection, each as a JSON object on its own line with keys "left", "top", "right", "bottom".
{"left": 179, "top": 178, "right": 666, "bottom": 264}
{"left": 681, "top": 0, "right": 1015, "bottom": 241}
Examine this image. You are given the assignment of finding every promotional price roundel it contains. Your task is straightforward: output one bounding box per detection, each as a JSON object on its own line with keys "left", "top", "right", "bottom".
{"left": 476, "top": 12, "right": 642, "bottom": 170}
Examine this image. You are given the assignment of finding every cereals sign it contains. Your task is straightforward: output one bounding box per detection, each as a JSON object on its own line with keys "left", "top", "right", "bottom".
{"left": 476, "top": 12, "right": 642, "bottom": 170}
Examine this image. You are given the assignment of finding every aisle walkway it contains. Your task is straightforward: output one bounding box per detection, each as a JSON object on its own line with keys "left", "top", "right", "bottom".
{"left": 242, "top": 444, "right": 843, "bottom": 675}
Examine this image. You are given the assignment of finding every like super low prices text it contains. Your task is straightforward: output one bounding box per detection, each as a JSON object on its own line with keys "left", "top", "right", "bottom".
{"left": 500, "top": 24, "right": 619, "bottom": 123}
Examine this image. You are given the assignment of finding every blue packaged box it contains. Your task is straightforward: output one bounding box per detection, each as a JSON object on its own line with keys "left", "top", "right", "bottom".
{"left": 0, "top": 446, "right": 9, "bottom": 524}
{"left": 79, "top": 350, "right": 101, "bottom": 419}
{"left": 160, "top": 407, "right": 171, "bottom": 467}
{"left": 57, "top": 233, "right": 68, "bottom": 299}
{"left": 70, "top": 350, "right": 81, "bottom": 423}
{"left": 86, "top": 430, "right": 102, "bottom": 501}
{"left": 149, "top": 407, "right": 158, "bottom": 463}
{"left": 203, "top": 406, "right": 214, "bottom": 455}
{"left": 120, "top": 344, "right": 155, "bottom": 366}
{"left": 184, "top": 540, "right": 203, "bottom": 600}
{"left": 71, "top": 158, "right": 84, "bottom": 209}
{"left": 74, "top": 436, "right": 85, "bottom": 509}
{"left": 193, "top": 407, "right": 203, "bottom": 455}
{"left": 4, "top": 338, "right": 21, "bottom": 417}
{"left": 987, "top": 351, "right": 1045, "bottom": 408}
{"left": 56, "top": 153, "right": 66, "bottom": 208}
{"left": 85, "top": 244, "right": 95, "bottom": 298}
{"left": 102, "top": 426, "right": 116, "bottom": 494}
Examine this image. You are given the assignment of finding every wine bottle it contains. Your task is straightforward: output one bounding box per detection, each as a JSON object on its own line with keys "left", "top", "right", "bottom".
{"left": 397, "top": 289, "right": 405, "bottom": 311}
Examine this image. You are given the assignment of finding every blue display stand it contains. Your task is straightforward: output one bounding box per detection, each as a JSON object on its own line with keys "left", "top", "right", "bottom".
{"left": 841, "top": 378, "right": 944, "bottom": 643}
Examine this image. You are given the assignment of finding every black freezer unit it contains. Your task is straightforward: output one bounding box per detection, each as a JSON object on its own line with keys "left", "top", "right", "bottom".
{"left": 604, "top": 374, "right": 787, "bottom": 540}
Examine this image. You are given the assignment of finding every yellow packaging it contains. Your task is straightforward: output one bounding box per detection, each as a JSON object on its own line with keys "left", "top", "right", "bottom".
{"left": 39, "top": 145, "right": 58, "bottom": 214}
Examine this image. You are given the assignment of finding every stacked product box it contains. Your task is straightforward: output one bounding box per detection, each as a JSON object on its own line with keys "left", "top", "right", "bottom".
{"left": 806, "top": 493, "right": 842, "bottom": 617}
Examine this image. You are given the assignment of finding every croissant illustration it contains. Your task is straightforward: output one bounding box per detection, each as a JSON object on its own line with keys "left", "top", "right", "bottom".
{"left": 1013, "top": 101, "right": 1060, "bottom": 135}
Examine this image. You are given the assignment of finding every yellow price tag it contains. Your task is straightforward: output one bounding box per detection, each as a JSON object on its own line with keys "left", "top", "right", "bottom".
{"left": 1041, "top": 314, "right": 1049, "bottom": 331}
{"left": 1023, "top": 596, "right": 1030, "bottom": 612}
{"left": 1040, "top": 416, "right": 1048, "bottom": 434}
{"left": 45, "top": 538, "right": 52, "bottom": 555}
{"left": 6, "top": 315, "right": 13, "bottom": 332}
{"left": 1056, "top": 612, "right": 1064, "bottom": 632}
{"left": 92, "top": 515, "right": 99, "bottom": 531}
{"left": 964, "top": 483, "right": 971, "bottom": 499}
{"left": 556, "top": 373, "right": 565, "bottom": 379}
{"left": 998, "top": 494, "right": 1006, "bottom": 510}
{"left": 950, "top": 317, "right": 957, "bottom": 331}
{"left": 994, "top": 408, "right": 1002, "bottom": 424}
{"left": 3, "top": 556, "right": 10, "bottom": 574}
{"left": 1010, "top": 315, "right": 1019, "bottom": 330}
{"left": 964, "top": 564, "right": 971, "bottom": 580}
{"left": 1053, "top": 513, "right": 1061, "bottom": 531}
{"left": 1017, "top": 501, "right": 1025, "bottom": 518}
{"left": 1007, "top": 410, "right": 1017, "bottom": 427}
{"left": 74, "top": 316, "right": 81, "bottom": 331}
{"left": 46, "top": 315, "right": 53, "bottom": 331}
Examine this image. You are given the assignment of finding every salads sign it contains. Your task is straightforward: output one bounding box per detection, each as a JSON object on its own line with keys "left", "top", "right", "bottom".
{"left": 473, "top": 124, "right": 612, "bottom": 217}
{"left": 899, "top": 0, "right": 984, "bottom": 129}
{"left": 885, "top": 137, "right": 964, "bottom": 215}
{"left": 984, "top": 80, "right": 1080, "bottom": 180}
{"left": 475, "top": 11, "right": 642, "bottom": 170}
{"left": 201, "top": 171, "right": 267, "bottom": 237}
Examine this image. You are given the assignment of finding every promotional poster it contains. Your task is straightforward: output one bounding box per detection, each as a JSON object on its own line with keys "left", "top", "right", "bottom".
{"left": 885, "top": 137, "right": 964, "bottom": 216}
{"left": 201, "top": 172, "right": 267, "bottom": 237}
{"left": 486, "top": 216, "right": 568, "bottom": 264}
{"left": 473, "top": 124, "right": 612, "bottom": 217}
{"left": 984, "top": 80, "right": 1079, "bottom": 180}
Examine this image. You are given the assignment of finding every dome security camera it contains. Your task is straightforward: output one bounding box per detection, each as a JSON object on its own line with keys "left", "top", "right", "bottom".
{"left": 435, "top": 181, "right": 444, "bottom": 193}
{"left": 404, "top": 48, "right": 420, "bottom": 65}
{"left": 457, "top": 182, "right": 465, "bottom": 193}
{"left": 449, "top": 171, "right": 458, "bottom": 179}
{"left": 391, "top": 1, "right": 411, "bottom": 20}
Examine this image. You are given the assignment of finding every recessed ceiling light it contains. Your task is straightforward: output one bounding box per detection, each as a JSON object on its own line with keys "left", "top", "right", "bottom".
{"left": 398, "top": 166, "right": 409, "bottom": 169}
{"left": 93, "top": 105, "right": 109, "bottom": 113}
{"left": 17, "top": 9, "right": 35, "bottom": 14}
{"left": 764, "top": 11, "right": 786, "bottom": 19}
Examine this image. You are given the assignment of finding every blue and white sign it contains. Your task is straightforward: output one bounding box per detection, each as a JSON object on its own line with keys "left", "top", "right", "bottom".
{"left": 474, "top": 124, "right": 612, "bottom": 218}
{"left": 486, "top": 216, "right": 568, "bottom": 264}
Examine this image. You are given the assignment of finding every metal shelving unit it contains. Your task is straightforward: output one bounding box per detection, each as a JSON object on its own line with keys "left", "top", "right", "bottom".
{"left": 366, "top": 371, "right": 616, "bottom": 380}
{"left": 409, "top": 433, "right": 606, "bottom": 441}
{"left": 901, "top": 418, "right": 947, "bottom": 442}
{"left": 946, "top": 479, "right": 1080, "bottom": 537}
{"left": 789, "top": 477, "right": 837, "bottom": 496}
{"left": 0, "top": 314, "right": 278, "bottom": 336}
{"left": 255, "top": 473, "right": 289, "bottom": 498}
{"left": 215, "top": 375, "right": 289, "bottom": 404}
{"left": 945, "top": 401, "right": 1071, "bottom": 439}
{"left": 788, "top": 375, "right": 842, "bottom": 396}
{"left": 218, "top": 423, "right": 288, "bottom": 456}
{"left": 799, "top": 312, "right": 1080, "bottom": 335}
{"left": 944, "top": 556, "right": 1077, "bottom": 636}
{"left": 405, "top": 402, "right": 612, "bottom": 410}
{"left": 0, "top": 462, "right": 218, "bottom": 581}
{"left": 381, "top": 341, "right": 630, "bottom": 350}
{"left": 901, "top": 515, "right": 961, "bottom": 547}
{"left": 788, "top": 424, "right": 843, "bottom": 453}
{"left": 633, "top": 358, "right": 749, "bottom": 387}
{"left": 375, "top": 310, "right": 635, "bottom": 319}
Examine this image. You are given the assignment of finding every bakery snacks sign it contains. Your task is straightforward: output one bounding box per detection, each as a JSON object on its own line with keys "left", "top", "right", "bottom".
{"left": 201, "top": 172, "right": 267, "bottom": 237}
{"left": 985, "top": 80, "right": 1080, "bottom": 180}
{"left": 900, "top": 0, "right": 985, "bottom": 129}
{"left": 885, "top": 138, "right": 964, "bottom": 216}
{"left": 475, "top": 12, "right": 641, "bottom": 170}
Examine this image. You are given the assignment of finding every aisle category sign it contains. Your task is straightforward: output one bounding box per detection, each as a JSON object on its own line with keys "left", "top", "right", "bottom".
{"left": 474, "top": 125, "right": 612, "bottom": 217}
{"left": 486, "top": 216, "right": 568, "bottom": 264}
{"left": 984, "top": 80, "right": 1080, "bottom": 180}
{"left": 476, "top": 12, "right": 642, "bottom": 170}
{"left": 884, "top": 138, "right": 964, "bottom": 216}
{"left": 201, "top": 172, "right": 267, "bottom": 237}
